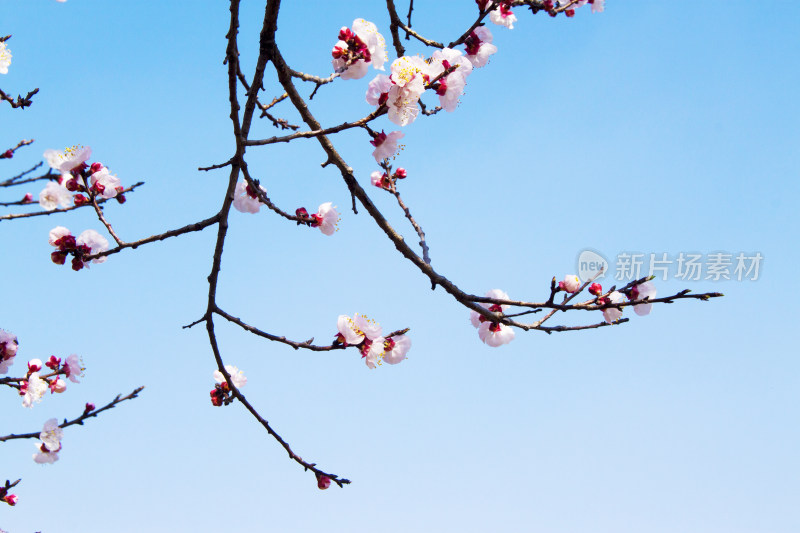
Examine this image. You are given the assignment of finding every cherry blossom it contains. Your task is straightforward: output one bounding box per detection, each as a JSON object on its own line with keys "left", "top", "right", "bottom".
{"left": 558, "top": 274, "right": 581, "bottom": 293}
{"left": 464, "top": 27, "right": 497, "bottom": 68}
{"left": 0, "top": 42, "right": 10, "bottom": 75}
{"left": 89, "top": 166, "right": 122, "bottom": 199}
{"left": 39, "top": 181, "right": 72, "bottom": 211}
{"left": 630, "top": 280, "right": 657, "bottom": 316}
{"left": 365, "top": 74, "right": 392, "bottom": 106}
{"left": 43, "top": 145, "right": 92, "bottom": 173}
{"left": 332, "top": 19, "right": 387, "bottom": 80}
{"left": 371, "top": 130, "right": 404, "bottom": 162}
{"left": 63, "top": 354, "right": 83, "bottom": 383}
{"left": 214, "top": 364, "right": 247, "bottom": 388}
{"left": 233, "top": 180, "right": 266, "bottom": 214}
{"left": 389, "top": 55, "right": 431, "bottom": 87}
{"left": 21, "top": 372, "right": 48, "bottom": 408}
{"left": 33, "top": 441, "right": 60, "bottom": 464}
{"left": 601, "top": 291, "right": 625, "bottom": 324}
{"left": 312, "top": 202, "right": 338, "bottom": 235}
{"left": 371, "top": 170, "right": 391, "bottom": 190}
{"left": 378, "top": 335, "right": 411, "bottom": 366}
{"left": 336, "top": 314, "right": 382, "bottom": 346}
{"left": 386, "top": 77, "right": 424, "bottom": 126}
{"left": 39, "top": 418, "right": 64, "bottom": 452}
{"left": 429, "top": 48, "right": 473, "bottom": 112}
{"left": 489, "top": 2, "right": 517, "bottom": 29}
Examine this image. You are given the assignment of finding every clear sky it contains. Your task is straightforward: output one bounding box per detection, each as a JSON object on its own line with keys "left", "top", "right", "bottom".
{"left": 1, "top": 2, "right": 799, "bottom": 532}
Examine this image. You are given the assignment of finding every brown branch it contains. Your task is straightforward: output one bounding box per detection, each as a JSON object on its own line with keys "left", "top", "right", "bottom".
{"left": 199, "top": 159, "right": 233, "bottom": 172}
{"left": 0, "top": 387, "right": 144, "bottom": 443}
{"left": 246, "top": 107, "right": 386, "bottom": 146}
{"left": 0, "top": 87, "right": 39, "bottom": 110}
{"left": 0, "top": 163, "right": 48, "bottom": 188}
{"left": 0, "top": 139, "right": 34, "bottom": 159}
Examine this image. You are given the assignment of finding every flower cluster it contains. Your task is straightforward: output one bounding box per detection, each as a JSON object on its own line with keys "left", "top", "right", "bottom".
{"left": 469, "top": 289, "right": 516, "bottom": 347}
{"left": 18, "top": 354, "right": 83, "bottom": 408}
{"left": 0, "top": 41, "right": 11, "bottom": 75}
{"left": 295, "top": 202, "right": 340, "bottom": 236}
{"left": 595, "top": 280, "right": 657, "bottom": 324}
{"left": 488, "top": 1, "right": 517, "bottom": 29}
{"left": 331, "top": 19, "right": 387, "bottom": 80}
{"left": 39, "top": 146, "right": 126, "bottom": 210}
{"left": 33, "top": 418, "right": 63, "bottom": 464}
{"left": 370, "top": 167, "right": 406, "bottom": 191}
{"left": 335, "top": 314, "right": 411, "bottom": 368}
{"left": 48, "top": 226, "right": 109, "bottom": 271}
{"left": 210, "top": 365, "right": 247, "bottom": 406}
{"left": 0, "top": 329, "right": 18, "bottom": 374}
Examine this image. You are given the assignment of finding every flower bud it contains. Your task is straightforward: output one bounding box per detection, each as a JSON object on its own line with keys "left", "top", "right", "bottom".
{"left": 52, "top": 378, "right": 67, "bottom": 394}
{"left": 589, "top": 283, "right": 602, "bottom": 296}
{"left": 28, "top": 359, "right": 42, "bottom": 373}
{"left": 22, "top": 192, "right": 33, "bottom": 203}
{"left": 83, "top": 402, "right": 95, "bottom": 414}
{"left": 316, "top": 474, "right": 332, "bottom": 490}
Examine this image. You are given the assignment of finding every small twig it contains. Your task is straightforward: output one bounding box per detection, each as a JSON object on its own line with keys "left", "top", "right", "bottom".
{"left": 0, "top": 182, "right": 144, "bottom": 222}
{"left": 0, "top": 87, "right": 39, "bottom": 110}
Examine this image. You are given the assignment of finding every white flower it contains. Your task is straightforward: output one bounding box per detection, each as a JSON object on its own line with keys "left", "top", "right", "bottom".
{"left": 601, "top": 291, "right": 625, "bottom": 324}
{"left": 33, "top": 442, "right": 59, "bottom": 464}
{"left": 0, "top": 42, "right": 11, "bottom": 75}
{"left": 331, "top": 19, "right": 387, "bottom": 80}
{"left": 490, "top": 3, "right": 517, "bottom": 29}
{"left": 464, "top": 27, "right": 497, "bottom": 68}
{"left": 575, "top": 0, "right": 605, "bottom": 13}
{"left": 48, "top": 226, "right": 72, "bottom": 246}
{"left": 478, "top": 322, "right": 515, "bottom": 347}
{"left": 631, "top": 281, "right": 657, "bottom": 316}
{"left": 39, "top": 418, "right": 63, "bottom": 452}
{"left": 469, "top": 289, "right": 510, "bottom": 328}
{"left": 381, "top": 335, "right": 411, "bottom": 365}
{"left": 366, "top": 74, "right": 392, "bottom": 106}
{"left": 232, "top": 180, "right": 265, "bottom": 214}
{"left": 21, "top": 372, "right": 48, "bottom": 408}
{"left": 64, "top": 354, "right": 83, "bottom": 383}
{"left": 337, "top": 314, "right": 382, "bottom": 346}
{"left": 43, "top": 146, "right": 92, "bottom": 173}
{"left": 315, "top": 202, "right": 339, "bottom": 236}
{"left": 213, "top": 365, "right": 247, "bottom": 388}
{"left": 389, "top": 55, "right": 431, "bottom": 87}
{"left": 353, "top": 19, "right": 387, "bottom": 71}
{"left": 0, "top": 329, "right": 17, "bottom": 374}
{"left": 371, "top": 130, "right": 404, "bottom": 162}
{"left": 77, "top": 229, "right": 109, "bottom": 263}
{"left": 39, "top": 181, "right": 72, "bottom": 211}
{"left": 89, "top": 166, "right": 121, "bottom": 199}
{"left": 386, "top": 78, "right": 424, "bottom": 126}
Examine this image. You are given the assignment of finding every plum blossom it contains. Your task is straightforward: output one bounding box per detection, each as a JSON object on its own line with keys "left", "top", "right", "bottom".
{"left": 336, "top": 314, "right": 383, "bottom": 346}
{"left": 429, "top": 48, "right": 473, "bottom": 112}
{"left": 601, "top": 291, "right": 625, "bottom": 324}
{"left": 213, "top": 365, "right": 247, "bottom": 388}
{"left": 63, "top": 354, "right": 83, "bottom": 383}
{"left": 576, "top": 0, "right": 605, "bottom": 13}
{"left": 377, "top": 335, "right": 411, "bottom": 366}
{"left": 371, "top": 130, "right": 404, "bottom": 162}
{"left": 43, "top": 145, "right": 92, "bottom": 173}
{"left": 489, "top": 2, "right": 517, "bottom": 29}
{"left": 0, "top": 329, "right": 17, "bottom": 374}
{"left": 21, "top": 372, "right": 48, "bottom": 408}
{"left": 559, "top": 274, "right": 581, "bottom": 293}
{"left": 77, "top": 229, "right": 109, "bottom": 264}
{"left": 314, "top": 202, "right": 339, "bottom": 236}
{"left": 478, "top": 321, "right": 516, "bottom": 347}
{"left": 469, "top": 289, "right": 515, "bottom": 347}
{"left": 464, "top": 27, "right": 497, "bottom": 68}
{"left": 33, "top": 441, "right": 60, "bottom": 464}
{"left": 89, "top": 166, "right": 122, "bottom": 199}
{"left": 0, "top": 42, "right": 11, "bottom": 75}
{"left": 366, "top": 74, "right": 392, "bottom": 106}
{"left": 39, "top": 181, "right": 72, "bottom": 211}
{"left": 630, "top": 281, "right": 657, "bottom": 316}
{"left": 233, "top": 180, "right": 266, "bottom": 214}
{"left": 332, "top": 19, "right": 387, "bottom": 80}
{"left": 386, "top": 77, "right": 424, "bottom": 126}
{"left": 39, "top": 418, "right": 64, "bottom": 452}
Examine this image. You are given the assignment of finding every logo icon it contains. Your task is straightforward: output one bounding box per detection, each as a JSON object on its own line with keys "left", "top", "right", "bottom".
{"left": 577, "top": 249, "right": 608, "bottom": 283}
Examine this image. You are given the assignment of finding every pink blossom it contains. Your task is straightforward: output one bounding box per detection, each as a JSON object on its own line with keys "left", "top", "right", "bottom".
{"left": 89, "top": 166, "right": 122, "bottom": 199}
{"left": 213, "top": 365, "right": 247, "bottom": 388}
{"left": 575, "top": 0, "right": 605, "bottom": 13}
{"left": 366, "top": 74, "right": 392, "bottom": 106}
{"left": 630, "top": 281, "right": 657, "bottom": 316}
{"left": 389, "top": 55, "right": 431, "bottom": 87}
{"left": 371, "top": 130, "right": 404, "bottom": 162}
{"left": 63, "top": 354, "right": 83, "bottom": 383}
{"left": 336, "top": 314, "right": 382, "bottom": 346}
{"left": 233, "top": 180, "right": 266, "bottom": 214}
{"left": 478, "top": 321, "right": 515, "bottom": 347}
{"left": 601, "top": 291, "right": 625, "bottom": 324}
{"left": 39, "top": 418, "right": 63, "bottom": 452}
{"left": 316, "top": 474, "right": 332, "bottom": 490}
{"left": 2, "top": 493, "right": 18, "bottom": 506}
{"left": 27, "top": 358, "right": 42, "bottom": 373}
{"left": 469, "top": 288, "right": 510, "bottom": 328}
{"left": 51, "top": 378, "right": 67, "bottom": 393}
{"left": 386, "top": 77, "right": 424, "bottom": 126}
{"left": 21, "top": 372, "right": 48, "bottom": 408}
{"left": 464, "top": 27, "right": 497, "bottom": 68}
{"left": 39, "top": 181, "right": 72, "bottom": 211}
{"left": 314, "top": 202, "right": 339, "bottom": 236}
{"left": 380, "top": 335, "right": 411, "bottom": 365}
{"left": 332, "top": 19, "right": 387, "bottom": 80}
{"left": 43, "top": 145, "right": 91, "bottom": 173}
{"left": 559, "top": 275, "right": 581, "bottom": 293}
{"left": 0, "top": 329, "right": 17, "bottom": 374}
{"left": 33, "top": 441, "right": 59, "bottom": 464}
{"left": 489, "top": 2, "right": 517, "bottom": 29}
{"left": 429, "top": 48, "right": 472, "bottom": 112}
{"left": 77, "top": 229, "right": 109, "bottom": 264}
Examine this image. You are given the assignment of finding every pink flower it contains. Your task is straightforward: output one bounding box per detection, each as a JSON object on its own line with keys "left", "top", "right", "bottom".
{"left": 51, "top": 378, "right": 67, "bottom": 393}
{"left": 0, "top": 329, "right": 17, "bottom": 375}
{"left": 464, "top": 27, "right": 497, "bottom": 68}
{"left": 371, "top": 130, "right": 404, "bottom": 162}
{"left": 314, "top": 202, "right": 339, "bottom": 236}
{"left": 39, "top": 418, "right": 63, "bottom": 452}
{"left": 575, "top": 0, "right": 605, "bottom": 13}
{"left": 469, "top": 289, "right": 510, "bottom": 328}
{"left": 380, "top": 335, "right": 411, "bottom": 365}
{"left": 33, "top": 441, "right": 60, "bottom": 464}
{"left": 63, "top": 354, "right": 83, "bottom": 383}
{"left": 336, "top": 314, "right": 383, "bottom": 346}
{"left": 601, "top": 291, "right": 624, "bottom": 324}
{"left": 365, "top": 74, "right": 392, "bottom": 106}
{"left": 316, "top": 474, "right": 332, "bottom": 490}
{"left": 39, "top": 181, "right": 72, "bottom": 211}
{"left": 77, "top": 229, "right": 109, "bottom": 264}
{"left": 386, "top": 77, "right": 424, "bottom": 126}
{"left": 489, "top": 2, "right": 517, "bottom": 29}
{"left": 213, "top": 365, "right": 247, "bottom": 388}
{"left": 371, "top": 171, "right": 391, "bottom": 190}
{"left": 429, "top": 48, "right": 473, "bottom": 112}
{"left": 89, "top": 166, "right": 122, "bottom": 199}
{"left": 2, "top": 493, "right": 18, "bottom": 506}
{"left": 43, "top": 145, "right": 92, "bottom": 173}
{"left": 48, "top": 226, "right": 72, "bottom": 247}
{"left": 332, "top": 19, "right": 387, "bottom": 80}
{"left": 27, "top": 358, "right": 42, "bottom": 373}
{"left": 389, "top": 55, "right": 431, "bottom": 87}
{"left": 630, "top": 281, "right": 657, "bottom": 316}
{"left": 478, "top": 322, "right": 515, "bottom": 347}
{"left": 21, "top": 372, "right": 48, "bottom": 408}
{"left": 558, "top": 275, "right": 581, "bottom": 293}
{"left": 233, "top": 180, "right": 266, "bottom": 214}
{"left": 589, "top": 283, "right": 603, "bottom": 296}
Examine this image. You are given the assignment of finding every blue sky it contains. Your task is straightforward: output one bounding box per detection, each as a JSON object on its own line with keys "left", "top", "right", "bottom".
{"left": 1, "top": 2, "right": 798, "bottom": 532}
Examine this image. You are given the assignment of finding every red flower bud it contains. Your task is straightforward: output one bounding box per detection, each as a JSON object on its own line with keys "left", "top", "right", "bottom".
{"left": 51, "top": 251, "right": 68, "bottom": 265}
{"left": 316, "top": 474, "right": 332, "bottom": 490}
{"left": 589, "top": 283, "right": 603, "bottom": 296}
